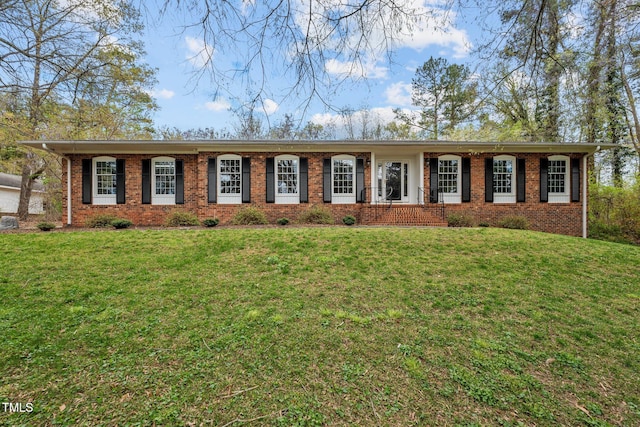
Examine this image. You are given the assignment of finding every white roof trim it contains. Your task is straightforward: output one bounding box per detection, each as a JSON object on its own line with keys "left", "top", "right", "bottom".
{"left": 20, "top": 139, "right": 615, "bottom": 155}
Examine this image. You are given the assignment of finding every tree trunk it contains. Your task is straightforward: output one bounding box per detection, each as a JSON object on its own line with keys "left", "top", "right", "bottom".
{"left": 16, "top": 151, "right": 45, "bottom": 220}
{"left": 17, "top": 164, "right": 34, "bottom": 221}
{"left": 604, "top": 0, "right": 626, "bottom": 186}
{"left": 585, "top": 0, "right": 607, "bottom": 144}
{"left": 620, "top": 62, "right": 640, "bottom": 159}
{"left": 538, "top": 0, "right": 561, "bottom": 142}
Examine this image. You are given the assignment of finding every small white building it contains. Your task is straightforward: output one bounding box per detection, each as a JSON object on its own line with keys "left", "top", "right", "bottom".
{"left": 0, "top": 172, "right": 45, "bottom": 215}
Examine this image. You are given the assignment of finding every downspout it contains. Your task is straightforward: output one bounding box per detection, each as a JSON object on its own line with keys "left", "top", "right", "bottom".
{"left": 42, "top": 143, "right": 72, "bottom": 226}
{"left": 583, "top": 146, "right": 601, "bottom": 239}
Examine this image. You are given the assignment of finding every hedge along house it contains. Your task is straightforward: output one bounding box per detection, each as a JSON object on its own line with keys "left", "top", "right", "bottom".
{"left": 21, "top": 139, "right": 608, "bottom": 237}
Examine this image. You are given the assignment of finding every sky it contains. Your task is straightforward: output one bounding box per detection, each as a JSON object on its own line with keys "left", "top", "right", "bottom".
{"left": 142, "top": 1, "right": 484, "bottom": 135}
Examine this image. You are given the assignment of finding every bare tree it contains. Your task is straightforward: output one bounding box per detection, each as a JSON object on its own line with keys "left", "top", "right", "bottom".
{"left": 233, "top": 107, "right": 265, "bottom": 140}
{"left": 0, "top": 0, "right": 147, "bottom": 219}
{"left": 162, "top": 0, "right": 440, "bottom": 111}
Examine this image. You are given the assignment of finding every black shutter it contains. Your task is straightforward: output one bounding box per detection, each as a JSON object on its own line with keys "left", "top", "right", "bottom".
{"left": 485, "top": 158, "right": 494, "bottom": 203}
{"left": 323, "top": 158, "right": 332, "bottom": 203}
{"left": 207, "top": 158, "right": 216, "bottom": 203}
{"left": 116, "top": 159, "right": 126, "bottom": 204}
{"left": 356, "top": 158, "right": 365, "bottom": 203}
{"left": 299, "top": 157, "right": 308, "bottom": 203}
{"left": 462, "top": 157, "right": 471, "bottom": 203}
{"left": 540, "top": 158, "right": 549, "bottom": 203}
{"left": 517, "top": 158, "right": 526, "bottom": 203}
{"left": 82, "top": 159, "right": 92, "bottom": 204}
{"left": 142, "top": 159, "right": 151, "bottom": 204}
{"left": 266, "top": 157, "right": 275, "bottom": 203}
{"left": 175, "top": 159, "right": 184, "bottom": 204}
{"left": 429, "top": 158, "right": 438, "bottom": 203}
{"left": 571, "top": 158, "right": 580, "bottom": 202}
{"left": 242, "top": 157, "right": 251, "bottom": 203}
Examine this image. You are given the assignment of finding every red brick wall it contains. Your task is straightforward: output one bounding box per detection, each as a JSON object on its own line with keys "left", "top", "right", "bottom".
{"left": 66, "top": 154, "right": 200, "bottom": 226}
{"left": 424, "top": 153, "right": 585, "bottom": 236}
{"left": 198, "top": 152, "right": 370, "bottom": 224}
{"left": 66, "top": 152, "right": 371, "bottom": 227}
{"left": 63, "top": 151, "right": 586, "bottom": 236}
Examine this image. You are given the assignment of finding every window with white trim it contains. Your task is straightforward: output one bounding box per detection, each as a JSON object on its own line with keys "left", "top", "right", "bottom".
{"left": 218, "top": 154, "right": 242, "bottom": 204}
{"left": 332, "top": 155, "right": 355, "bottom": 204}
{"left": 152, "top": 157, "right": 176, "bottom": 205}
{"left": 493, "top": 155, "right": 516, "bottom": 203}
{"left": 438, "top": 155, "right": 461, "bottom": 203}
{"left": 276, "top": 155, "right": 299, "bottom": 204}
{"left": 548, "top": 155, "right": 569, "bottom": 203}
{"left": 93, "top": 156, "right": 116, "bottom": 205}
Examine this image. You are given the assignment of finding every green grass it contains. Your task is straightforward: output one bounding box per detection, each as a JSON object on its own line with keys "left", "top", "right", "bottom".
{"left": 1, "top": 227, "right": 639, "bottom": 426}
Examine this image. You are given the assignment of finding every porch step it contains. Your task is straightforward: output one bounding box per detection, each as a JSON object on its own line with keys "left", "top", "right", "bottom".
{"left": 361, "top": 205, "right": 448, "bottom": 226}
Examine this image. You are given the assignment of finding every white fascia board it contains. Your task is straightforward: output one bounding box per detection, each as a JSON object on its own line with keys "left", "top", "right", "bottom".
{"left": 20, "top": 140, "right": 615, "bottom": 156}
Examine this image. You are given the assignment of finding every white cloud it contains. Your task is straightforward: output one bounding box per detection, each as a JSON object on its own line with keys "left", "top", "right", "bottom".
{"left": 393, "top": 5, "right": 472, "bottom": 58}
{"left": 150, "top": 88, "right": 175, "bottom": 100}
{"left": 294, "top": 0, "right": 471, "bottom": 81}
{"left": 325, "top": 59, "right": 388, "bottom": 79}
{"left": 262, "top": 98, "right": 279, "bottom": 115}
{"left": 204, "top": 99, "right": 231, "bottom": 112}
{"left": 385, "top": 82, "right": 413, "bottom": 106}
{"left": 185, "top": 36, "right": 214, "bottom": 68}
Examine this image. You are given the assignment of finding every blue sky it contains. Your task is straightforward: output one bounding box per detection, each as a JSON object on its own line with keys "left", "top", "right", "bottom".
{"left": 143, "top": 1, "right": 483, "bottom": 134}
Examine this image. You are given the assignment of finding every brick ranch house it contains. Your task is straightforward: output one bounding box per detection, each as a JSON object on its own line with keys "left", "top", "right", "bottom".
{"left": 22, "top": 139, "right": 609, "bottom": 237}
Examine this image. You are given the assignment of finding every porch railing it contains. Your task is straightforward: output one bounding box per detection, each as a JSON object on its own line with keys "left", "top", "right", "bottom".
{"left": 418, "top": 187, "right": 446, "bottom": 221}
{"left": 360, "top": 186, "right": 394, "bottom": 221}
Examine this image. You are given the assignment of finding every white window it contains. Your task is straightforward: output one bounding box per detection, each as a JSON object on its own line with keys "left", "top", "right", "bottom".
{"left": 275, "top": 155, "right": 299, "bottom": 204}
{"left": 332, "top": 155, "right": 355, "bottom": 204}
{"left": 218, "top": 154, "right": 242, "bottom": 204}
{"left": 493, "top": 155, "right": 516, "bottom": 203}
{"left": 152, "top": 156, "right": 176, "bottom": 205}
{"left": 548, "top": 155, "right": 569, "bottom": 203}
{"left": 438, "top": 155, "right": 461, "bottom": 204}
{"left": 93, "top": 156, "right": 116, "bottom": 205}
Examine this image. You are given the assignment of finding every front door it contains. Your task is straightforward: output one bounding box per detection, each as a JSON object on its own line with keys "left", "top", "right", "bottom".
{"left": 378, "top": 161, "right": 409, "bottom": 202}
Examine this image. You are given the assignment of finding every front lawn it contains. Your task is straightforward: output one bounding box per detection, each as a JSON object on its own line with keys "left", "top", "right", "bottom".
{"left": 1, "top": 227, "right": 639, "bottom": 425}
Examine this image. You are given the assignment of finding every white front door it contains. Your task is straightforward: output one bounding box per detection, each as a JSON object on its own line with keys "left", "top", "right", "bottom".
{"left": 377, "top": 160, "right": 409, "bottom": 202}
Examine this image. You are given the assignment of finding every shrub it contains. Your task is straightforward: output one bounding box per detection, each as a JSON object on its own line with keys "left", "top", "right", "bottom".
{"left": 588, "top": 221, "right": 627, "bottom": 243}
{"left": 498, "top": 215, "right": 529, "bottom": 230}
{"left": 447, "top": 213, "right": 474, "bottom": 227}
{"left": 202, "top": 218, "right": 220, "bottom": 227}
{"left": 165, "top": 210, "right": 200, "bottom": 227}
{"left": 231, "top": 206, "right": 268, "bottom": 225}
{"left": 589, "top": 181, "right": 640, "bottom": 243}
{"left": 298, "top": 205, "right": 334, "bottom": 225}
{"left": 111, "top": 219, "right": 132, "bottom": 229}
{"left": 37, "top": 222, "right": 56, "bottom": 231}
{"left": 478, "top": 222, "right": 490, "bottom": 227}
{"left": 342, "top": 215, "right": 356, "bottom": 226}
{"left": 276, "top": 218, "right": 290, "bottom": 226}
{"left": 85, "top": 214, "right": 118, "bottom": 228}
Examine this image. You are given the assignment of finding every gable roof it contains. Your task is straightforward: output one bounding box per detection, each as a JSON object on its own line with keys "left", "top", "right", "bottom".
{"left": 0, "top": 172, "right": 45, "bottom": 192}
{"left": 20, "top": 139, "right": 616, "bottom": 155}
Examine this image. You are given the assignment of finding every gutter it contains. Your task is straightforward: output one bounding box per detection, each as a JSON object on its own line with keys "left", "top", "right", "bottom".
{"left": 42, "top": 143, "right": 72, "bottom": 226}
{"left": 583, "top": 146, "right": 601, "bottom": 238}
